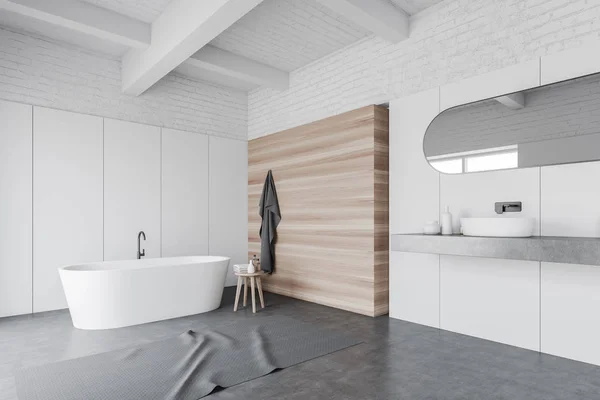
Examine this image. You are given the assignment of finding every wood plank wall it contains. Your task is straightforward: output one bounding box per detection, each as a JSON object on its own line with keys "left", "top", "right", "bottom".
{"left": 248, "top": 105, "right": 389, "bottom": 317}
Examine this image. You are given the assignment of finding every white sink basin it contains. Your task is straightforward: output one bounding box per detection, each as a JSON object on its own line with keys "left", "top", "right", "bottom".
{"left": 461, "top": 217, "right": 535, "bottom": 238}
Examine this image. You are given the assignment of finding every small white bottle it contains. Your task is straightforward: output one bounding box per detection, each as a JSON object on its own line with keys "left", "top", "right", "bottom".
{"left": 441, "top": 206, "right": 453, "bottom": 235}
{"left": 248, "top": 255, "right": 256, "bottom": 274}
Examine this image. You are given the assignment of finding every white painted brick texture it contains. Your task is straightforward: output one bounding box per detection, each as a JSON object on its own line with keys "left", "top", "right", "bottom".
{"left": 0, "top": 28, "right": 247, "bottom": 140}
{"left": 210, "top": 0, "right": 370, "bottom": 72}
{"left": 248, "top": 0, "right": 600, "bottom": 139}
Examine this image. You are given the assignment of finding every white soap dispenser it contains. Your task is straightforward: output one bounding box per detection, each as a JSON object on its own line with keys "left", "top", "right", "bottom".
{"left": 441, "top": 206, "right": 453, "bottom": 235}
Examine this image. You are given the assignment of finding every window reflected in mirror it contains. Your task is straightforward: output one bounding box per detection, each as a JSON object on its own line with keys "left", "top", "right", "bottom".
{"left": 428, "top": 145, "right": 518, "bottom": 174}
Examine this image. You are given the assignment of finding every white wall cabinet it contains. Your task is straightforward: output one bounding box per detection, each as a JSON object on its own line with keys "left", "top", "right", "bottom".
{"left": 162, "top": 128, "right": 209, "bottom": 257}
{"left": 388, "top": 89, "right": 441, "bottom": 326}
{"left": 33, "top": 107, "right": 103, "bottom": 312}
{"left": 386, "top": 45, "right": 600, "bottom": 367}
{"left": 541, "top": 161, "right": 600, "bottom": 237}
{"left": 389, "top": 252, "right": 439, "bottom": 328}
{"left": 440, "top": 255, "right": 540, "bottom": 351}
{"left": 0, "top": 101, "right": 32, "bottom": 317}
{"left": 104, "top": 119, "right": 161, "bottom": 261}
{"left": 0, "top": 105, "right": 247, "bottom": 317}
{"left": 541, "top": 262, "right": 600, "bottom": 365}
{"left": 389, "top": 88, "right": 440, "bottom": 235}
{"left": 209, "top": 136, "right": 248, "bottom": 286}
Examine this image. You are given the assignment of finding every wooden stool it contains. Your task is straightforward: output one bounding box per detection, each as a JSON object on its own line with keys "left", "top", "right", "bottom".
{"left": 233, "top": 272, "right": 265, "bottom": 313}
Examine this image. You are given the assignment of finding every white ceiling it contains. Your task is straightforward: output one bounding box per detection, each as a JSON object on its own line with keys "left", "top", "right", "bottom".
{"left": 0, "top": 11, "right": 130, "bottom": 56}
{"left": 209, "top": 0, "right": 371, "bottom": 72}
{"left": 0, "top": 0, "right": 447, "bottom": 92}
{"left": 80, "top": 0, "right": 172, "bottom": 23}
{"left": 390, "top": 0, "right": 445, "bottom": 15}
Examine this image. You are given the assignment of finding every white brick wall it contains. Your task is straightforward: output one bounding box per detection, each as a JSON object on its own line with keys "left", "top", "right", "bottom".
{"left": 0, "top": 28, "right": 247, "bottom": 140}
{"left": 248, "top": 0, "right": 600, "bottom": 139}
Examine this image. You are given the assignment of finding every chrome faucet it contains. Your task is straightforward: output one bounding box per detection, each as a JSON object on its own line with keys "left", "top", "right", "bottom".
{"left": 137, "top": 231, "right": 146, "bottom": 259}
{"left": 495, "top": 202, "right": 522, "bottom": 214}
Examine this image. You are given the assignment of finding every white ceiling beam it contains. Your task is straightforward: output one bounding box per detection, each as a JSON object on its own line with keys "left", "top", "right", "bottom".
{"left": 0, "top": 0, "right": 150, "bottom": 48}
{"left": 316, "top": 0, "right": 409, "bottom": 43}
{"left": 389, "top": 0, "right": 419, "bottom": 16}
{"left": 495, "top": 92, "right": 526, "bottom": 110}
{"left": 184, "top": 45, "right": 288, "bottom": 91}
{"left": 121, "top": 0, "right": 264, "bottom": 96}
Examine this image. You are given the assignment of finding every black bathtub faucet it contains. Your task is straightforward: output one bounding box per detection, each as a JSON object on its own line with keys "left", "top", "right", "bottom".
{"left": 137, "top": 231, "right": 146, "bottom": 259}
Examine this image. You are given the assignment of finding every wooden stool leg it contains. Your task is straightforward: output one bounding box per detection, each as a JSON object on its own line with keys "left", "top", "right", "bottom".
{"left": 233, "top": 277, "right": 243, "bottom": 312}
{"left": 250, "top": 277, "right": 257, "bottom": 313}
{"left": 257, "top": 277, "right": 265, "bottom": 309}
{"left": 243, "top": 277, "right": 248, "bottom": 307}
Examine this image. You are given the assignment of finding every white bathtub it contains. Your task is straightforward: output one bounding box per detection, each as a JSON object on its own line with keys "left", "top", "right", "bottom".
{"left": 59, "top": 256, "right": 230, "bottom": 330}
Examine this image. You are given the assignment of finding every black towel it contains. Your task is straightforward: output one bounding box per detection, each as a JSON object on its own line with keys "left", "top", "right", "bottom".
{"left": 259, "top": 170, "right": 281, "bottom": 274}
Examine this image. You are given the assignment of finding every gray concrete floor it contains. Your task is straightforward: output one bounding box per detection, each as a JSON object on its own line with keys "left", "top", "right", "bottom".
{"left": 2, "top": 289, "right": 600, "bottom": 400}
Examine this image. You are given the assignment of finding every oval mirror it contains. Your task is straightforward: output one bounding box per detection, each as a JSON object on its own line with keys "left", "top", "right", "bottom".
{"left": 424, "top": 72, "right": 600, "bottom": 174}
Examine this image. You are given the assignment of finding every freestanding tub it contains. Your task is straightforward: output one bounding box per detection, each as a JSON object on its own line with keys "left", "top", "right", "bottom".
{"left": 59, "top": 256, "right": 230, "bottom": 330}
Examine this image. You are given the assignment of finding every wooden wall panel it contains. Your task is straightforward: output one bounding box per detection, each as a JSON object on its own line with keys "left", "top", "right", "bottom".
{"left": 374, "top": 106, "right": 390, "bottom": 316}
{"left": 248, "top": 105, "right": 389, "bottom": 316}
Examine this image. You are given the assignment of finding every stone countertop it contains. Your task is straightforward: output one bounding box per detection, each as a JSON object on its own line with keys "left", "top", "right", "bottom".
{"left": 391, "top": 234, "right": 600, "bottom": 266}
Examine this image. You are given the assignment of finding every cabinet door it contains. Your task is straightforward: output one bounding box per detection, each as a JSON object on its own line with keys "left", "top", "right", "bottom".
{"left": 209, "top": 136, "right": 248, "bottom": 286}
{"left": 541, "top": 262, "right": 600, "bottom": 366}
{"left": 104, "top": 119, "right": 160, "bottom": 261}
{"left": 0, "top": 101, "right": 32, "bottom": 317}
{"left": 389, "top": 89, "right": 440, "bottom": 235}
{"left": 440, "top": 255, "right": 540, "bottom": 351}
{"left": 389, "top": 252, "right": 440, "bottom": 328}
{"left": 162, "top": 129, "right": 209, "bottom": 257}
{"left": 33, "top": 107, "right": 103, "bottom": 312}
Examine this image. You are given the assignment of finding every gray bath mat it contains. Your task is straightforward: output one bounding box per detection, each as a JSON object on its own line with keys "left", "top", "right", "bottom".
{"left": 14, "top": 316, "right": 361, "bottom": 400}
